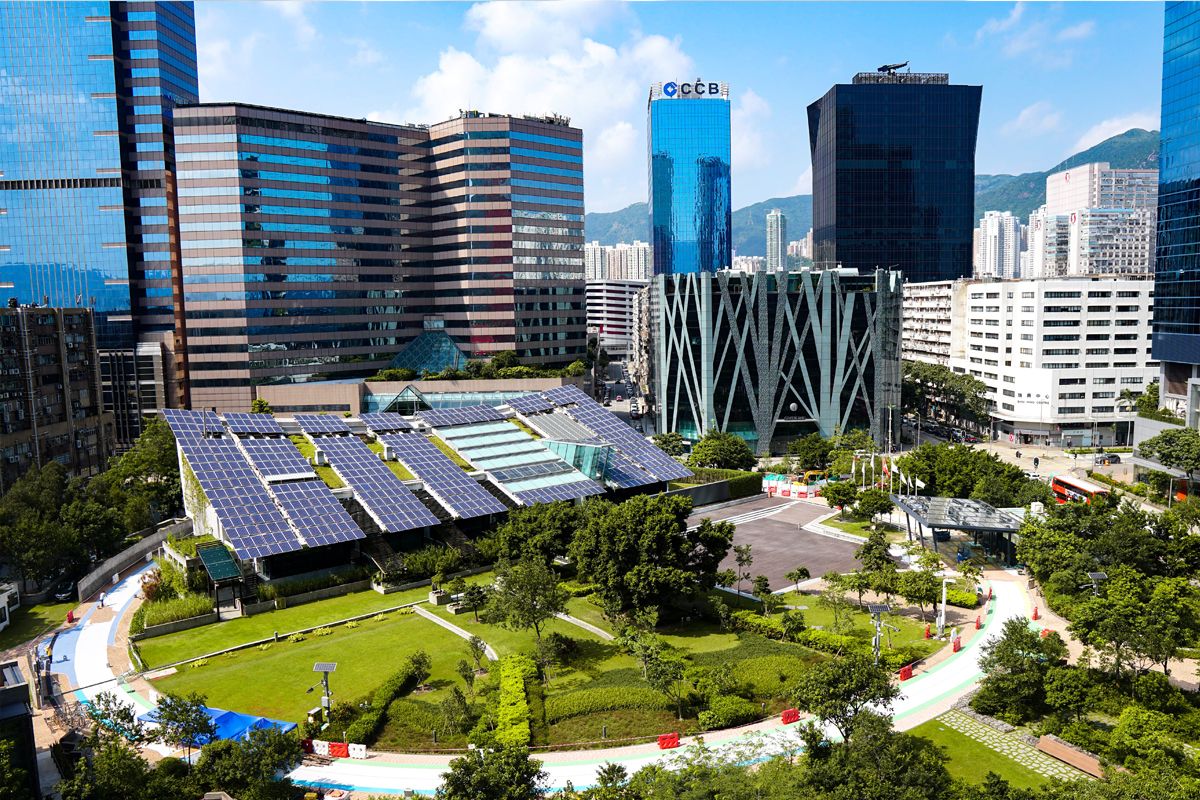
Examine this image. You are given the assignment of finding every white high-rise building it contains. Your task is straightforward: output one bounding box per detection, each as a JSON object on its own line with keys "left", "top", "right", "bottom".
{"left": 1025, "top": 207, "right": 1070, "bottom": 279}
{"left": 585, "top": 241, "right": 608, "bottom": 281}
{"left": 766, "top": 209, "right": 787, "bottom": 273}
{"left": 586, "top": 279, "right": 648, "bottom": 359}
{"left": 584, "top": 240, "right": 652, "bottom": 281}
{"left": 974, "top": 211, "right": 1021, "bottom": 279}
{"left": 1066, "top": 208, "right": 1156, "bottom": 276}
{"left": 1044, "top": 162, "right": 1158, "bottom": 216}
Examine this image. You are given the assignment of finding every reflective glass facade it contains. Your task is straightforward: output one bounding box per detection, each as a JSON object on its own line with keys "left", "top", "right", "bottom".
{"left": 647, "top": 91, "right": 732, "bottom": 275}
{"left": 807, "top": 76, "right": 981, "bottom": 283}
{"left": 1153, "top": 3, "right": 1200, "bottom": 365}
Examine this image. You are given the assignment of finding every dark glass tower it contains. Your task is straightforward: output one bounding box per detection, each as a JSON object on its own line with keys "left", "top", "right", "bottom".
{"left": 647, "top": 82, "right": 732, "bottom": 275}
{"left": 807, "top": 71, "right": 981, "bottom": 283}
{"left": 1153, "top": 3, "right": 1200, "bottom": 370}
{"left": 0, "top": 2, "right": 198, "bottom": 443}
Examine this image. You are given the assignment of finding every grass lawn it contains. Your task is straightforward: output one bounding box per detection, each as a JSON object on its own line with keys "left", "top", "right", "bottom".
{"left": 563, "top": 597, "right": 611, "bottom": 634}
{"left": 429, "top": 435, "right": 473, "bottom": 470}
{"left": 0, "top": 601, "right": 75, "bottom": 651}
{"left": 288, "top": 435, "right": 345, "bottom": 489}
{"left": 137, "top": 583, "right": 450, "bottom": 667}
{"left": 549, "top": 708, "right": 685, "bottom": 747}
{"left": 776, "top": 592, "right": 941, "bottom": 659}
{"left": 364, "top": 440, "right": 415, "bottom": 480}
{"left": 823, "top": 516, "right": 908, "bottom": 544}
{"left": 909, "top": 717, "right": 1051, "bottom": 790}
{"left": 423, "top": 601, "right": 601, "bottom": 657}
{"left": 150, "top": 611, "right": 468, "bottom": 722}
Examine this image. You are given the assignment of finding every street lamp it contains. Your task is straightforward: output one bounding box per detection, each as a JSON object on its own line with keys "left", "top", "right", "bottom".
{"left": 1079, "top": 572, "right": 1108, "bottom": 597}
{"left": 309, "top": 662, "right": 337, "bottom": 721}
{"left": 868, "top": 604, "right": 898, "bottom": 666}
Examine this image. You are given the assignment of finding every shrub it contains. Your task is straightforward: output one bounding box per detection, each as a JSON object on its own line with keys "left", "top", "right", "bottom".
{"left": 313, "top": 627, "right": 333, "bottom": 637}
{"left": 560, "top": 581, "right": 599, "bottom": 598}
{"left": 401, "top": 544, "right": 463, "bottom": 581}
{"left": 730, "top": 610, "right": 785, "bottom": 639}
{"left": 495, "top": 655, "right": 537, "bottom": 747}
{"left": 698, "top": 694, "right": 759, "bottom": 731}
{"left": 191, "top": 658, "right": 209, "bottom": 669}
{"left": 545, "top": 687, "right": 672, "bottom": 723}
{"left": 257, "top": 565, "right": 370, "bottom": 600}
{"left": 346, "top": 652, "right": 428, "bottom": 745}
{"left": 257, "top": 643, "right": 272, "bottom": 652}
{"left": 134, "top": 592, "right": 212, "bottom": 633}
{"left": 944, "top": 589, "right": 981, "bottom": 609}
{"left": 795, "top": 628, "right": 858, "bottom": 655}
{"left": 541, "top": 632, "right": 580, "bottom": 665}
{"left": 287, "top": 633, "right": 306, "bottom": 643}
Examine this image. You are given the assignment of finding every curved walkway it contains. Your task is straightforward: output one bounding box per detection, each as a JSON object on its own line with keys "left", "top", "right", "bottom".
{"left": 55, "top": 565, "right": 1033, "bottom": 796}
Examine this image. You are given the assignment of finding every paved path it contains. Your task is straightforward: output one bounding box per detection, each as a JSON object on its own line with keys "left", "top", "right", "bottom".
{"left": 555, "top": 613, "right": 614, "bottom": 641}
{"left": 936, "top": 711, "right": 1087, "bottom": 782}
{"left": 412, "top": 606, "right": 498, "bottom": 661}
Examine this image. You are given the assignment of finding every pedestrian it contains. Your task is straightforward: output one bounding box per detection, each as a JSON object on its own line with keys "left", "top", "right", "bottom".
{"left": 98, "top": 591, "right": 105, "bottom": 608}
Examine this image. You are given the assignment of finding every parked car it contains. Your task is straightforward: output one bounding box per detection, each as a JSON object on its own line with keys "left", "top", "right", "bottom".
{"left": 53, "top": 581, "right": 76, "bottom": 602}
{"left": 1094, "top": 454, "right": 1121, "bottom": 466}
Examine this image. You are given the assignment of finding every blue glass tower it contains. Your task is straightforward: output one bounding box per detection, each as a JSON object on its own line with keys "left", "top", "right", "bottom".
{"left": 0, "top": 2, "right": 198, "bottom": 443}
{"left": 647, "top": 81, "right": 732, "bottom": 274}
{"left": 1153, "top": 3, "right": 1200, "bottom": 369}
{"left": 807, "top": 71, "right": 981, "bottom": 283}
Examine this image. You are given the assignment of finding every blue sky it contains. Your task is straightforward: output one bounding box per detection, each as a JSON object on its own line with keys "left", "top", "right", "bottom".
{"left": 196, "top": 1, "right": 1165, "bottom": 213}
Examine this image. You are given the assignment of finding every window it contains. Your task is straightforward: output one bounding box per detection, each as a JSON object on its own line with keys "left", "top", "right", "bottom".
{"left": 1003, "top": 376, "right": 1015, "bottom": 384}
{"left": 1021, "top": 306, "right": 1034, "bottom": 313}
{"left": 1086, "top": 348, "right": 1110, "bottom": 355}
{"left": 1086, "top": 363, "right": 1110, "bottom": 369}
{"left": 1020, "top": 320, "right": 1033, "bottom": 327}
{"left": 1114, "top": 362, "right": 1137, "bottom": 368}
{"left": 1019, "top": 347, "right": 1033, "bottom": 355}
{"left": 1115, "top": 320, "right": 1139, "bottom": 326}
{"left": 1088, "top": 306, "right": 1111, "bottom": 313}
{"left": 1002, "top": 403, "right": 1015, "bottom": 411}
{"left": 1044, "top": 348, "right": 1079, "bottom": 355}
{"left": 1044, "top": 334, "right": 1079, "bottom": 341}
{"left": 1087, "top": 320, "right": 1111, "bottom": 327}
{"left": 1093, "top": 392, "right": 1116, "bottom": 399}
{"left": 1059, "top": 392, "right": 1085, "bottom": 399}
{"left": 1086, "top": 334, "right": 1111, "bottom": 341}
{"left": 1057, "top": 407, "right": 1086, "bottom": 414}
{"left": 1120, "top": 376, "right": 1143, "bottom": 384}
{"left": 1044, "top": 362, "right": 1077, "bottom": 369}
{"left": 1117, "top": 291, "right": 1139, "bottom": 298}
{"left": 1002, "top": 389, "right": 1015, "bottom": 397}
{"left": 1045, "top": 320, "right": 1079, "bottom": 327}
{"left": 1022, "top": 292, "right": 1035, "bottom": 298}
{"left": 1116, "top": 305, "right": 1139, "bottom": 313}
{"left": 1092, "top": 406, "right": 1115, "bottom": 413}
{"left": 1045, "top": 306, "right": 1081, "bottom": 313}
{"left": 1115, "top": 333, "right": 1137, "bottom": 340}
{"left": 1088, "top": 291, "right": 1112, "bottom": 298}
{"left": 1114, "top": 348, "right": 1137, "bottom": 355}
{"left": 1059, "top": 377, "right": 1085, "bottom": 385}
{"left": 1093, "top": 377, "right": 1116, "bottom": 385}
{"left": 1020, "top": 334, "right": 1033, "bottom": 341}
{"left": 1046, "top": 291, "right": 1081, "bottom": 298}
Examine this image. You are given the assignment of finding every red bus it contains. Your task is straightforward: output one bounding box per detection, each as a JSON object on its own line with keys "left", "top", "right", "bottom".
{"left": 1050, "top": 475, "right": 1110, "bottom": 504}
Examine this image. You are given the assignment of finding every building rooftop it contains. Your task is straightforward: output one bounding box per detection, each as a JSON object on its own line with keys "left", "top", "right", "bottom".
{"left": 852, "top": 72, "right": 950, "bottom": 85}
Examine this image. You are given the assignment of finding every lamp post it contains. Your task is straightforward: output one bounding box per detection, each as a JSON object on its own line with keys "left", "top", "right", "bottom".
{"left": 310, "top": 662, "right": 337, "bottom": 723}
{"left": 936, "top": 576, "right": 953, "bottom": 638}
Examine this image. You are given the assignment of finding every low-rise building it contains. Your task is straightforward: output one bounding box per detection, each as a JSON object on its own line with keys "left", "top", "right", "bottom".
{"left": 586, "top": 279, "right": 648, "bottom": 360}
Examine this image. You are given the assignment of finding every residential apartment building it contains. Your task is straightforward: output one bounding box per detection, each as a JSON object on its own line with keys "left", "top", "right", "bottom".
{"left": 586, "top": 279, "right": 648, "bottom": 360}
{"left": 0, "top": 1, "right": 199, "bottom": 446}
{"left": 1067, "top": 208, "right": 1156, "bottom": 276}
{"left": 941, "top": 277, "right": 1156, "bottom": 447}
{"left": 1025, "top": 207, "right": 1070, "bottom": 279}
{"left": 585, "top": 241, "right": 607, "bottom": 281}
{"left": 766, "top": 209, "right": 786, "bottom": 273}
{"left": 1044, "top": 162, "right": 1158, "bottom": 216}
{"left": 974, "top": 211, "right": 1021, "bottom": 279}
{"left": 0, "top": 305, "right": 114, "bottom": 490}
{"left": 583, "top": 241, "right": 651, "bottom": 282}
{"left": 173, "top": 104, "right": 586, "bottom": 411}
{"left": 901, "top": 281, "right": 956, "bottom": 366}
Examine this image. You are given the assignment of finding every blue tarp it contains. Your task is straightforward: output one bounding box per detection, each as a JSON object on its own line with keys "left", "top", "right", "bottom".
{"left": 139, "top": 705, "right": 297, "bottom": 744}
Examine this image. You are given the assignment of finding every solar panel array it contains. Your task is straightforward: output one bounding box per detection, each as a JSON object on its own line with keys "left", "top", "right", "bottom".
{"left": 294, "top": 414, "right": 352, "bottom": 435}
{"left": 315, "top": 436, "right": 440, "bottom": 533}
{"left": 162, "top": 409, "right": 223, "bottom": 443}
{"left": 239, "top": 438, "right": 317, "bottom": 482}
{"left": 526, "top": 412, "right": 597, "bottom": 443}
{"left": 222, "top": 412, "right": 285, "bottom": 436}
{"left": 523, "top": 412, "right": 657, "bottom": 489}
{"left": 542, "top": 386, "right": 692, "bottom": 482}
{"left": 417, "top": 405, "right": 506, "bottom": 427}
{"left": 436, "top": 420, "right": 604, "bottom": 504}
{"left": 359, "top": 412, "right": 413, "bottom": 433}
{"left": 379, "top": 433, "right": 508, "bottom": 519}
{"left": 506, "top": 394, "right": 554, "bottom": 415}
{"left": 178, "top": 439, "right": 300, "bottom": 559}
{"left": 268, "top": 480, "right": 365, "bottom": 547}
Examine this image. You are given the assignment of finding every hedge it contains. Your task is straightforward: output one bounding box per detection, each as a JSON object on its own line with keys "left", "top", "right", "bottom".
{"left": 683, "top": 468, "right": 763, "bottom": 499}
{"left": 560, "top": 581, "right": 600, "bottom": 598}
{"left": 545, "top": 687, "right": 672, "bottom": 723}
{"left": 257, "top": 565, "right": 370, "bottom": 600}
{"left": 495, "top": 655, "right": 537, "bottom": 747}
{"left": 345, "top": 653, "right": 425, "bottom": 744}
{"left": 730, "top": 610, "right": 889, "bottom": 660}
{"left": 699, "top": 694, "right": 759, "bottom": 731}
{"left": 130, "top": 592, "right": 212, "bottom": 635}
{"left": 945, "top": 588, "right": 981, "bottom": 609}
{"left": 730, "top": 610, "right": 785, "bottom": 639}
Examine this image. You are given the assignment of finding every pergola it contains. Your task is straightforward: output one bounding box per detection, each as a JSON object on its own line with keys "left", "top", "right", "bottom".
{"left": 890, "top": 495, "right": 1025, "bottom": 565}
{"left": 196, "top": 542, "right": 243, "bottom": 619}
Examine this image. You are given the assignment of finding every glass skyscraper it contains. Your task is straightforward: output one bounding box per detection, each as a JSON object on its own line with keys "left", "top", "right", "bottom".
{"left": 1153, "top": 3, "right": 1200, "bottom": 370}
{"left": 647, "top": 82, "right": 732, "bottom": 275}
{"left": 807, "top": 71, "right": 981, "bottom": 283}
{"left": 0, "top": 2, "right": 198, "bottom": 443}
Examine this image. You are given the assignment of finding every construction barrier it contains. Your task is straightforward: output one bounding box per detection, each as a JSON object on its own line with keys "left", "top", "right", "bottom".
{"left": 657, "top": 732, "right": 680, "bottom": 750}
{"left": 1040, "top": 628, "right": 1053, "bottom": 639}
{"left": 66, "top": 610, "right": 75, "bottom": 624}
{"left": 975, "top": 615, "right": 981, "bottom": 630}
{"left": 328, "top": 742, "right": 349, "bottom": 759}
{"left": 1032, "top": 606, "right": 1040, "bottom": 621}
{"left": 952, "top": 637, "right": 962, "bottom": 653}
{"left": 313, "top": 740, "right": 330, "bottom": 757}
{"left": 923, "top": 624, "right": 931, "bottom": 640}
{"left": 301, "top": 739, "right": 313, "bottom": 754}
{"left": 899, "top": 664, "right": 914, "bottom": 681}
{"left": 781, "top": 708, "right": 800, "bottom": 725}
{"left": 987, "top": 587, "right": 993, "bottom": 601}
{"left": 348, "top": 744, "right": 367, "bottom": 759}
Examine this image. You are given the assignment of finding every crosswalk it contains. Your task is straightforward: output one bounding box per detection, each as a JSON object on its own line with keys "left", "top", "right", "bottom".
{"left": 688, "top": 500, "right": 800, "bottom": 531}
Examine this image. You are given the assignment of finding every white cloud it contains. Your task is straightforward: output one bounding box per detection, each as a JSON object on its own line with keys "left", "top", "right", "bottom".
{"left": 367, "top": 1, "right": 695, "bottom": 210}
{"left": 195, "top": 6, "right": 263, "bottom": 101}
{"left": 1057, "top": 21, "right": 1096, "bottom": 42}
{"left": 1072, "top": 112, "right": 1160, "bottom": 152}
{"left": 347, "top": 38, "right": 384, "bottom": 67}
{"left": 1001, "top": 101, "right": 1063, "bottom": 136}
{"left": 732, "top": 89, "right": 771, "bottom": 170}
{"left": 975, "top": 3, "right": 1025, "bottom": 42}
{"left": 791, "top": 165, "right": 813, "bottom": 196}
{"left": 271, "top": 1, "right": 317, "bottom": 47}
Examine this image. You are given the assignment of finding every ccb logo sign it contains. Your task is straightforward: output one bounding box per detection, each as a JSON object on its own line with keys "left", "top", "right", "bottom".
{"left": 663, "top": 81, "right": 678, "bottom": 97}
{"left": 661, "top": 80, "right": 721, "bottom": 98}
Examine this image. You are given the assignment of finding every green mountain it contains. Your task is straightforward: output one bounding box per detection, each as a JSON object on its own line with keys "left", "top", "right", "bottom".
{"left": 583, "top": 128, "right": 1159, "bottom": 252}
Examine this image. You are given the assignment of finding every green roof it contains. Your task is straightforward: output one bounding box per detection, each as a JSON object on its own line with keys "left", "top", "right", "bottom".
{"left": 196, "top": 542, "right": 241, "bottom": 583}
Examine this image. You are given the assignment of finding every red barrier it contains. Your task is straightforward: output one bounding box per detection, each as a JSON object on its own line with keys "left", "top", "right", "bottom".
{"left": 923, "top": 623, "right": 930, "bottom": 640}
{"left": 781, "top": 708, "right": 800, "bottom": 725}
{"left": 1032, "top": 606, "right": 1040, "bottom": 621}
{"left": 657, "top": 732, "right": 680, "bottom": 750}
{"left": 66, "top": 610, "right": 75, "bottom": 624}
{"left": 899, "top": 664, "right": 914, "bottom": 681}
{"left": 987, "top": 587, "right": 993, "bottom": 601}
{"left": 301, "top": 739, "right": 314, "bottom": 754}
{"left": 975, "top": 615, "right": 981, "bottom": 630}
{"left": 952, "top": 637, "right": 962, "bottom": 653}
{"left": 329, "top": 742, "right": 349, "bottom": 759}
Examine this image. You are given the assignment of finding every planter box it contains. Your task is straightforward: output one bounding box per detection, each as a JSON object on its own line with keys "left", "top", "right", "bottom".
{"left": 429, "top": 590, "right": 451, "bottom": 606}
{"left": 447, "top": 602, "right": 468, "bottom": 615}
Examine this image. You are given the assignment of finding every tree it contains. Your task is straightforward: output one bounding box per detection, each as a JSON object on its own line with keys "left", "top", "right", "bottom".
{"left": 645, "top": 649, "right": 689, "bottom": 720}
{"left": 1043, "top": 666, "right": 1092, "bottom": 722}
{"left": 973, "top": 617, "right": 1067, "bottom": 723}
{"left": 902, "top": 360, "right": 988, "bottom": 423}
{"left": 1138, "top": 426, "right": 1200, "bottom": 478}
{"left": 467, "top": 635, "right": 487, "bottom": 671}
{"left": 781, "top": 609, "right": 806, "bottom": 641}
{"left": 785, "top": 566, "right": 811, "bottom": 587}
{"left": 192, "top": 726, "right": 301, "bottom": 800}
{"left": 84, "top": 690, "right": 151, "bottom": 750}
{"left": 488, "top": 556, "right": 567, "bottom": 643}
{"left": 751, "top": 574, "right": 771, "bottom": 599}
{"left": 734, "top": 544, "right": 754, "bottom": 595}
{"left": 456, "top": 659, "right": 476, "bottom": 695}
{"left": 822, "top": 481, "right": 858, "bottom": 515}
{"left": 844, "top": 570, "right": 872, "bottom": 609}
{"left": 616, "top": 628, "right": 665, "bottom": 680}
{"left": 790, "top": 653, "right": 900, "bottom": 739}
{"left": 855, "top": 530, "right": 891, "bottom": 575}
{"left": 1137, "top": 380, "right": 1161, "bottom": 416}
{"left": 486, "top": 501, "right": 581, "bottom": 565}
{"left": 897, "top": 569, "right": 939, "bottom": 622}
{"left": 154, "top": 692, "right": 217, "bottom": 765}
{"left": 652, "top": 432, "right": 687, "bottom": 457}
{"left": 818, "top": 572, "right": 852, "bottom": 633}
{"left": 569, "top": 495, "right": 734, "bottom": 615}
{"left": 760, "top": 592, "right": 783, "bottom": 617}
{"left": 250, "top": 397, "right": 272, "bottom": 414}
{"left": 0, "top": 739, "right": 29, "bottom": 800}
{"left": 367, "top": 367, "right": 418, "bottom": 382}
{"left": 854, "top": 488, "right": 894, "bottom": 527}
{"left": 462, "top": 583, "right": 488, "bottom": 623}
{"left": 438, "top": 746, "right": 547, "bottom": 800}
{"left": 788, "top": 433, "right": 833, "bottom": 470}
{"left": 687, "top": 430, "right": 756, "bottom": 470}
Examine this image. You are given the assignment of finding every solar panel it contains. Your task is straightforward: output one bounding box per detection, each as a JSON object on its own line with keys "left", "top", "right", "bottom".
{"left": 294, "top": 414, "right": 352, "bottom": 435}
{"left": 602, "top": 447, "right": 660, "bottom": 488}
{"left": 162, "top": 409, "right": 224, "bottom": 443}
{"left": 269, "top": 480, "right": 366, "bottom": 547}
{"left": 507, "top": 394, "right": 554, "bottom": 415}
{"left": 378, "top": 433, "right": 508, "bottom": 519}
{"left": 527, "top": 412, "right": 597, "bottom": 442}
{"left": 223, "top": 412, "right": 285, "bottom": 436}
{"left": 512, "top": 481, "right": 607, "bottom": 505}
{"left": 359, "top": 412, "right": 414, "bottom": 433}
{"left": 239, "top": 438, "right": 317, "bottom": 482}
{"left": 314, "top": 436, "right": 441, "bottom": 533}
{"left": 542, "top": 384, "right": 593, "bottom": 406}
{"left": 417, "top": 405, "right": 506, "bottom": 428}
{"left": 179, "top": 439, "right": 301, "bottom": 559}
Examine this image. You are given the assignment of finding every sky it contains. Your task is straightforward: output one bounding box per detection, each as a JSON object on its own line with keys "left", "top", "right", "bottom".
{"left": 195, "top": 1, "right": 1166, "bottom": 213}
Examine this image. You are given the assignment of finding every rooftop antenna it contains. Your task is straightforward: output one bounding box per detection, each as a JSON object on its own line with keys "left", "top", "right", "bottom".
{"left": 877, "top": 61, "right": 909, "bottom": 75}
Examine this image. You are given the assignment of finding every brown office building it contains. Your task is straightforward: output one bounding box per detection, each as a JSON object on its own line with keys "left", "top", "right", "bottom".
{"left": 0, "top": 305, "right": 113, "bottom": 490}
{"left": 172, "top": 104, "right": 585, "bottom": 412}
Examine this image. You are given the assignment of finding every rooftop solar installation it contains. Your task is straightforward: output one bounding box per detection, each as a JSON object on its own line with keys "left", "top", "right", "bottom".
{"left": 293, "top": 414, "right": 352, "bottom": 435}
{"left": 542, "top": 384, "right": 593, "bottom": 406}
{"left": 417, "top": 405, "right": 506, "bottom": 427}
{"left": 378, "top": 433, "right": 508, "bottom": 519}
{"left": 314, "top": 436, "right": 440, "bottom": 533}
{"left": 179, "top": 439, "right": 301, "bottom": 559}
{"left": 526, "top": 412, "right": 598, "bottom": 443}
{"left": 222, "top": 412, "right": 285, "bottom": 436}
{"left": 602, "top": 448, "right": 660, "bottom": 488}
{"left": 511, "top": 482, "right": 607, "bottom": 505}
{"left": 359, "top": 412, "right": 414, "bottom": 433}
{"left": 269, "top": 480, "right": 366, "bottom": 547}
{"left": 196, "top": 543, "right": 241, "bottom": 582}
{"left": 162, "top": 409, "right": 224, "bottom": 442}
{"left": 239, "top": 438, "right": 317, "bottom": 482}
{"left": 507, "top": 394, "right": 554, "bottom": 415}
